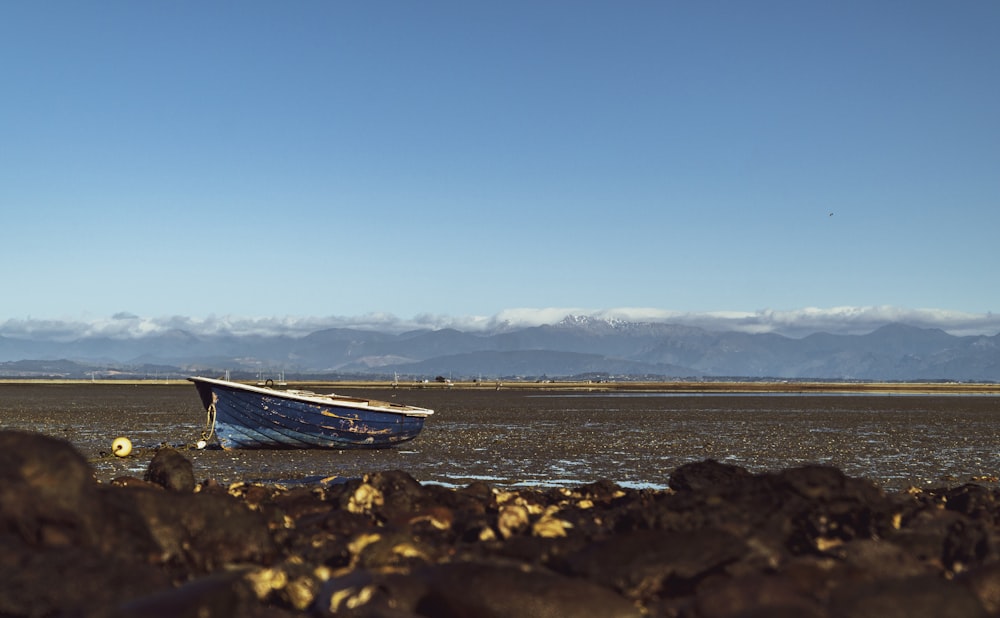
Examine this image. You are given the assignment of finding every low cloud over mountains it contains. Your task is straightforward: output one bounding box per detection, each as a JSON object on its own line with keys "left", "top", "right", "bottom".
{"left": 2, "top": 309, "right": 999, "bottom": 381}
{"left": 2, "top": 306, "right": 998, "bottom": 341}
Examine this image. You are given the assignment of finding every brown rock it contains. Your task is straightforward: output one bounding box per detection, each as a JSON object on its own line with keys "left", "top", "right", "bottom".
{"left": 416, "top": 561, "right": 642, "bottom": 618}
{"left": 670, "top": 458, "right": 753, "bottom": 492}
{"left": 0, "top": 431, "right": 171, "bottom": 616}
{"left": 958, "top": 562, "right": 1000, "bottom": 615}
{"left": 695, "top": 573, "right": 825, "bottom": 618}
{"left": 830, "top": 575, "right": 989, "bottom": 618}
{"left": 116, "top": 485, "right": 279, "bottom": 573}
{"left": 144, "top": 446, "right": 196, "bottom": 492}
{"left": 115, "top": 569, "right": 285, "bottom": 618}
{"left": 563, "top": 527, "right": 747, "bottom": 601}
{"left": 0, "top": 430, "right": 103, "bottom": 547}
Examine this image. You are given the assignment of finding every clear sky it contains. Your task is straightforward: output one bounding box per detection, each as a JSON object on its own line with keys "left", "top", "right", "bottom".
{"left": 3, "top": 2, "right": 999, "bottom": 337}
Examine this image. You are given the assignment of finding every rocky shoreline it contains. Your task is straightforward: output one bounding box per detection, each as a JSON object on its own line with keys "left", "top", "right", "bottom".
{"left": 4, "top": 428, "right": 1000, "bottom": 617}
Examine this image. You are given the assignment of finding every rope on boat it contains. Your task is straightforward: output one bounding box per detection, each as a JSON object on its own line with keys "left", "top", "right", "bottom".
{"left": 201, "top": 402, "right": 217, "bottom": 442}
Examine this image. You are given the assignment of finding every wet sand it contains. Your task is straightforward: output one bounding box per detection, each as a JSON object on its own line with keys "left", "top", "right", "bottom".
{"left": 2, "top": 383, "right": 998, "bottom": 491}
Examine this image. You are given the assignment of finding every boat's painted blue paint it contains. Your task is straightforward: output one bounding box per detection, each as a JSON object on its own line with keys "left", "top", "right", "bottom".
{"left": 189, "top": 377, "right": 432, "bottom": 449}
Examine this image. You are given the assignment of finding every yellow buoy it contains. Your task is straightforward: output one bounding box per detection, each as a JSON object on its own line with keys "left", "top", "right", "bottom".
{"left": 112, "top": 436, "right": 132, "bottom": 457}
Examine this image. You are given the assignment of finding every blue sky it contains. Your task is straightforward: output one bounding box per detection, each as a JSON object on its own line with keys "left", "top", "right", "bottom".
{"left": 3, "top": 2, "right": 999, "bottom": 337}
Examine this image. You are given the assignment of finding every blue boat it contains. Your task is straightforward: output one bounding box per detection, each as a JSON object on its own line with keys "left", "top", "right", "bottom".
{"left": 189, "top": 377, "right": 434, "bottom": 449}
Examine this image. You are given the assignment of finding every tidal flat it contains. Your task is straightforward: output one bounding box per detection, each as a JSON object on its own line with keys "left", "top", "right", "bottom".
{"left": 2, "top": 382, "right": 998, "bottom": 491}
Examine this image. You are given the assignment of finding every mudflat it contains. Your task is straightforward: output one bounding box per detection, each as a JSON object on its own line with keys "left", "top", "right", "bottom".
{"left": 2, "top": 382, "right": 999, "bottom": 491}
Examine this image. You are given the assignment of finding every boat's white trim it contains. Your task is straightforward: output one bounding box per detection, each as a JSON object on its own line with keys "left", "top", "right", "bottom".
{"left": 188, "top": 376, "right": 434, "bottom": 417}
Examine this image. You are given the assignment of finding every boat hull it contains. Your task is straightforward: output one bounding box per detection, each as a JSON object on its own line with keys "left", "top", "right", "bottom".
{"left": 189, "top": 377, "right": 432, "bottom": 450}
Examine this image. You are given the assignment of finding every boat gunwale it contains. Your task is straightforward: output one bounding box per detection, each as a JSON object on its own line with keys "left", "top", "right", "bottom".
{"left": 188, "top": 376, "right": 434, "bottom": 418}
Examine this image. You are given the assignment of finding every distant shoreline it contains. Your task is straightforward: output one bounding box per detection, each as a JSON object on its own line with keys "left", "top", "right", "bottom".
{"left": 1, "top": 378, "right": 997, "bottom": 394}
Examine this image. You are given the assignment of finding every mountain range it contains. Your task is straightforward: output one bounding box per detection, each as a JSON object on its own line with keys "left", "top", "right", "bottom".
{"left": 1, "top": 317, "right": 998, "bottom": 381}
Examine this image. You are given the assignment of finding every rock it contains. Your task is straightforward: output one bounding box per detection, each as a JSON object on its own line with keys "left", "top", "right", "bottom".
{"left": 497, "top": 504, "right": 530, "bottom": 539}
{"left": 563, "top": 528, "right": 747, "bottom": 601}
{"left": 7, "top": 428, "right": 1000, "bottom": 617}
{"left": 115, "top": 569, "right": 274, "bottom": 618}
{"left": 890, "top": 506, "right": 991, "bottom": 572}
{"left": 830, "top": 574, "right": 989, "bottom": 617}
{"left": 0, "top": 430, "right": 103, "bottom": 547}
{"left": 944, "top": 484, "right": 1000, "bottom": 523}
{"left": 415, "top": 562, "right": 643, "bottom": 618}
{"left": 315, "top": 569, "right": 427, "bottom": 617}
{"left": 670, "top": 458, "right": 753, "bottom": 492}
{"left": 694, "top": 573, "right": 826, "bottom": 618}
{"left": 958, "top": 562, "right": 1000, "bottom": 615}
{"left": 144, "top": 446, "right": 196, "bottom": 492}
{"left": 0, "top": 431, "right": 171, "bottom": 616}
{"left": 0, "top": 545, "right": 171, "bottom": 617}
{"left": 117, "top": 485, "right": 279, "bottom": 573}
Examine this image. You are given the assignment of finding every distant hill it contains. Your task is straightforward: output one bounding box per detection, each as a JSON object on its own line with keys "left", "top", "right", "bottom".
{"left": 1, "top": 317, "right": 998, "bottom": 381}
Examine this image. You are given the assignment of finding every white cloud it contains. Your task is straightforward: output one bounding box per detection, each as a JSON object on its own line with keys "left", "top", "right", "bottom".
{"left": 489, "top": 307, "right": 592, "bottom": 329}
{"left": 722, "top": 306, "right": 1000, "bottom": 337}
{"left": 1, "top": 306, "right": 998, "bottom": 341}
